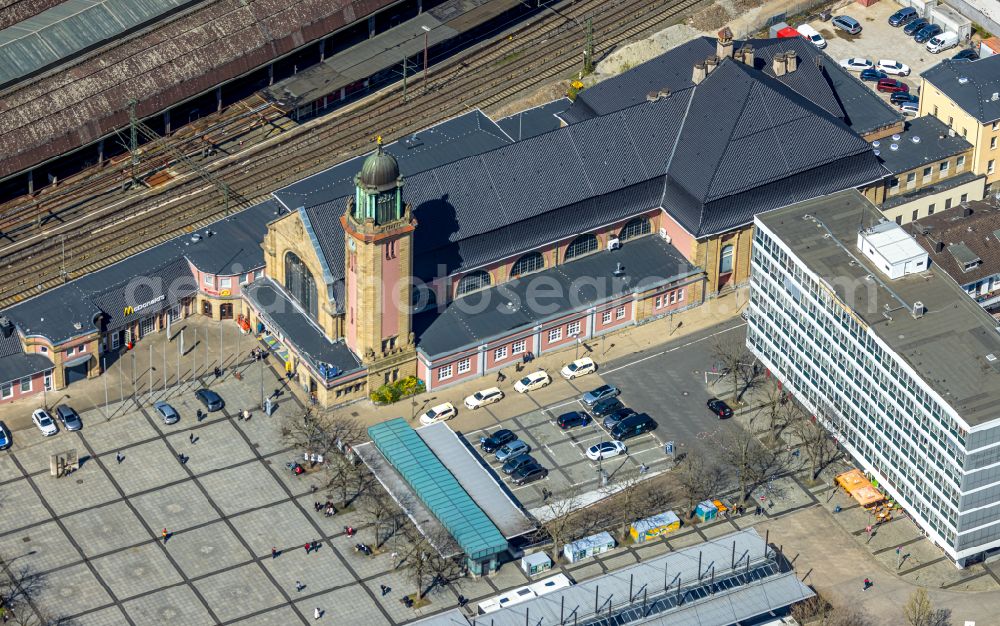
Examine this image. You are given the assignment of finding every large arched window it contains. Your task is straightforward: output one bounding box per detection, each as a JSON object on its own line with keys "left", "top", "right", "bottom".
{"left": 456, "top": 271, "right": 491, "bottom": 296}
{"left": 619, "top": 217, "right": 652, "bottom": 241}
{"left": 510, "top": 252, "right": 545, "bottom": 278}
{"left": 285, "top": 252, "right": 319, "bottom": 319}
{"left": 565, "top": 234, "right": 599, "bottom": 261}
{"left": 719, "top": 244, "right": 734, "bottom": 274}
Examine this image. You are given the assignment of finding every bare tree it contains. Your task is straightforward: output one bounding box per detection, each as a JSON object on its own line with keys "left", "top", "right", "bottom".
{"left": 280, "top": 409, "right": 364, "bottom": 461}
{"left": 903, "top": 588, "right": 951, "bottom": 626}
{"left": 602, "top": 468, "right": 648, "bottom": 543}
{"left": 540, "top": 491, "right": 582, "bottom": 564}
{"left": 0, "top": 553, "right": 71, "bottom": 626}
{"left": 716, "top": 425, "right": 786, "bottom": 504}
{"left": 711, "top": 335, "right": 754, "bottom": 402}
{"left": 361, "top": 489, "right": 399, "bottom": 549}
{"left": 322, "top": 450, "right": 370, "bottom": 508}
{"left": 794, "top": 416, "right": 838, "bottom": 482}
{"left": 398, "top": 528, "right": 463, "bottom": 600}
{"left": 755, "top": 382, "right": 799, "bottom": 445}
{"left": 674, "top": 455, "right": 726, "bottom": 517}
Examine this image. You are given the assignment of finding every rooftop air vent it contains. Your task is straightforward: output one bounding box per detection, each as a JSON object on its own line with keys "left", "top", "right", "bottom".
{"left": 872, "top": 141, "right": 880, "bottom": 148}
{"left": 988, "top": 353, "right": 998, "bottom": 363}
{"left": 958, "top": 77, "right": 969, "bottom": 84}
{"left": 874, "top": 149, "right": 880, "bottom": 156}
{"left": 190, "top": 233, "right": 202, "bottom": 243}
{"left": 911, "top": 136, "right": 921, "bottom": 143}
{"left": 911, "top": 301, "right": 924, "bottom": 319}
{"left": 613, "top": 262, "right": 626, "bottom": 277}
{"left": 73, "top": 322, "right": 82, "bottom": 330}
{"left": 892, "top": 134, "right": 901, "bottom": 141}
{"left": 890, "top": 143, "right": 899, "bottom": 151}
{"left": 992, "top": 92, "right": 999, "bottom": 101}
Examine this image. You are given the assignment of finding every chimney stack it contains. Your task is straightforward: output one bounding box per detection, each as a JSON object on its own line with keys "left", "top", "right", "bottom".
{"left": 935, "top": 240, "right": 945, "bottom": 253}
{"left": 964, "top": 206, "right": 974, "bottom": 217}
{"left": 717, "top": 26, "right": 734, "bottom": 59}
{"left": 692, "top": 62, "right": 707, "bottom": 84}
{"left": 772, "top": 52, "right": 787, "bottom": 77}
{"left": 738, "top": 44, "right": 755, "bottom": 68}
{"left": 705, "top": 55, "right": 719, "bottom": 75}
{"left": 785, "top": 51, "right": 798, "bottom": 72}
{"left": 814, "top": 55, "right": 823, "bottom": 70}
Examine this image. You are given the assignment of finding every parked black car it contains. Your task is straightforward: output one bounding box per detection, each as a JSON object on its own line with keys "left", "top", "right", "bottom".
{"left": 195, "top": 389, "right": 224, "bottom": 412}
{"left": 952, "top": 48, "right": 979, "bottom": 61}
{"left": 914, "top": 24, "right": 942, "bottom": 44}
{"left": 707, "top": 398, "right": 734, "bottom": 419}
{"left": 890, "top": 92, "right": 918, "bottom": 106}
{"left": 556, "top": 411, "right": 592, "bottom": 429}
{"left": 511, "top": 462, "right": 549, "bottom": 485}
{"left": 611, "top": 414, "right": 657, "bottom": 441}
{"left": 903, "top": 18, "right": 929, "bottom": 36}
{"left": 859, "top": 68, "right": 888, "bottom": 82}
{"left": 888, "top": 7, "right": 917, "bottom": 27}
{"left": 481, "top": 429, "right": 517, "bottom": 454}
{"left": 502, "top": 453, "right": 536, "bottom": 475}
{"left": 591, "top": 397, "right": 625, "bottom": 417}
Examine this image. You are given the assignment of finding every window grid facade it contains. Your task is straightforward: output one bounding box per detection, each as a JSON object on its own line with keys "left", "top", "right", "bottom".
{"left": 494, "top": 346, "right": 508, "bottom": 361}
{"left": 456, "top": 271, "right": 491, "bottom": 296}
{"left": 457, "top": 358, "right": 471, "bottom": 374}
{"left": 619, "top": 217, "right": 652, "bottom": 241}
{"left": 548, "top": 328, "right": 562, "bottom": 343}
{"left": 565, "top": 235, "right": 599, "bottom": 261}
{"left": 744, "top": 225, "right": 1000, "bottom": 561}
{"left": 511, "top": 252, "right": 545, "bottom": 278}
{"left": 438, "top": 364, "right": 453, "bottom": 380}
{"left": 602, "top": 310, "right": 612, "bottom": 324}
{"left": 512, "top": 339, "right": 527, "bottom": 354}
{"left": 567, "top": 321, "right": 581, "bottom": 336}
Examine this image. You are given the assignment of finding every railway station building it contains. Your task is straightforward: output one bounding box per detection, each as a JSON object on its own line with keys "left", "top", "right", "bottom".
{"left": 0, "top": 30, "right": 899, "bottom": 407}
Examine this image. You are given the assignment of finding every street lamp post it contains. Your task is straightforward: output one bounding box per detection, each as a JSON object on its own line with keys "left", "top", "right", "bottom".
{"left": 571, "top": 333, "right": 580, "bottom": 360}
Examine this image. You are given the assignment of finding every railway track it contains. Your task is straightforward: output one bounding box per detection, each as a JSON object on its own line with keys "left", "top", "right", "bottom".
{"left": 0, "top": 0, "right": 709, "bottom": 309}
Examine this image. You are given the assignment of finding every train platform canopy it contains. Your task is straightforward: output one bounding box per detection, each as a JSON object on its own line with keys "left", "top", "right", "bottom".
{"left": 364, "top": 418, "right": 510, "bottom": 564}
{"left": 0, "top": 0, "right": 190, "bottom": 88}
{"left": 273, "top": 109, "right": 513, "bottom": 209}
{"left": 415, "top": 527, "right": 814, "bottom": 626}
{"left": 265, "top": 12, "right": 458, "bottom": 110}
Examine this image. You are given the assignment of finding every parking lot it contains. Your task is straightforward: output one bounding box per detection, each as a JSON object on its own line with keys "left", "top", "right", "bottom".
{"left": 799, "top": 0, "right": 969, "bottom": 101}
{"left": 458, "top": 321, "right": 747, "bottom": 516}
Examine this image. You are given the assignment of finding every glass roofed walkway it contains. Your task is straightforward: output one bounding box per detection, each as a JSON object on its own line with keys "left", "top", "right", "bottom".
{"left": 367, "top": 418, "right": 509, "bottom": 575}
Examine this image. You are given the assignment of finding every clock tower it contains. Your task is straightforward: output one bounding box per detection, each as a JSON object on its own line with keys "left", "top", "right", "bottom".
{"left": 341, "top": 137, "right": 417, "bottom": 387}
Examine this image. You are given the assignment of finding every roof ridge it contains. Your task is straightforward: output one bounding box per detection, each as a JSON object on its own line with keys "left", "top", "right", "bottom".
{"left": 699, "top": 61, "right": 758, "bottom": 204}
{"left": 659, "top": 82, "right": 697, "bottom": 209}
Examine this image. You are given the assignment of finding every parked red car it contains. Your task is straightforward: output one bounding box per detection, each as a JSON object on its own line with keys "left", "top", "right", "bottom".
{"left": 877, "top": 78, "right": 910, "bottom": 94}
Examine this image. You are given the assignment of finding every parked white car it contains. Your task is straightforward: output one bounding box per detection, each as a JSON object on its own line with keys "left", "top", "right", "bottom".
{"left": 839, "top": 57, "right": 874, "bottom": 72}
{"left": 514, "top": 370, "right": 551, "bottom": 393}
{"left": 586, "top": 440, "right": 627, "bottom": 461}
{"left": 464, "top": 387, "right": 504, "bottom": 410}
{"left": 418, "top": 402, "right": 457, "bottom": 425}
{"left": 560, "top": 357, "right": 596, "bottom": 379}
{"left": 926, "top": 32, "right": 959, "bottom": 54}
{"left": 876, "top": 59, "right": 910, "bottom": 76}
{"left": 796, "top": 24, "right": 826, "bottom": 49}
{"left": 31, "top": 409, "right": 58, "bottom": 437}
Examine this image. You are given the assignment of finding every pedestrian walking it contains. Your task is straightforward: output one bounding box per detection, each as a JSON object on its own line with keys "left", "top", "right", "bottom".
{"left": 271, "top": 547, "right": 277, "bottom": 559}
{"left": 162, "top": 528, "right": 169, "bottom": 544}
{"left": 313, "top": 607, "right": 322, "bottom": 620}
{"left": 310, "top": 540, "right": 320, "bottom": 552}
{"left": 380, "top": 584, "right": 391, "bottom": 596}
{"left": 178, "top": 453, "right": 187, "bottom": 464}
{"left": 116, "top": 451, "right": 124, "bottom": 464}
{"left": 304, "top": 542, "right": 311, "bottom": 554}
{"left": 189, "top": 433, "right": 195, "bottom": 443}
{"left": 296, "top": 581, "right": 305, "bottom": 592}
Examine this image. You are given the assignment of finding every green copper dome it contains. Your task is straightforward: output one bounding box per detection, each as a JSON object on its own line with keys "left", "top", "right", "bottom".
{"left": 358, "top": 137, "right": 400, "bottom": 189}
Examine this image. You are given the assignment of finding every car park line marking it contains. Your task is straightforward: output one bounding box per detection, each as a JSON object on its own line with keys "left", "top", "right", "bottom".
{"left": 601, "top": 322, "right": 746, "bottom": 375}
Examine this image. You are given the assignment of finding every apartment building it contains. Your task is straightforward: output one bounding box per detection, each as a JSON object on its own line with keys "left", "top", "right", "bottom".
{"left": 747, "top": 189, "right": 1000, "bottom": 567}
{"left": 920, "top": 55, "right": 1000, "bottom": 194}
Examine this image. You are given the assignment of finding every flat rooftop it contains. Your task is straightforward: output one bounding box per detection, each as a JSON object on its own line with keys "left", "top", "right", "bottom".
{"left": 758, "top": 189, "right": 1000, "bottom": 429}
{"left": 872, "top": 115, "right": 972, "bottom": 175}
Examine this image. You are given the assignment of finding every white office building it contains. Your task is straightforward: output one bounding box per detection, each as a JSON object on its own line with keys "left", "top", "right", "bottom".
{"left": 747, "top": 189, "right": 1000, "bottom": 567}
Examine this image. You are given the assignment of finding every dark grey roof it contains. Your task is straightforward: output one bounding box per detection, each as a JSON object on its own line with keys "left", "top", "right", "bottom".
{"left": 495, "top": 98, "right": 571, "bottom": 140}
{"left": 244, "top": 278, "right": 361, "bottom": 376}
{"left": 921, "top": 55, "right": 1000, "bottom": 124}
{"left": 0, "top": 330, "right": 51, "bottom": 385}
{"left": 660, "top": 59, "right": 886, "bottom": 236}
{"left": 560, "top": 36, "right": 900, "bottom": 136}
{"left": 273, "top": 110, "right": 513, "bottom": 209}
{"left": 90, "top": 257, "right": 199, "bottom": 333}
{"left": 911, "top": 201, "right": 1000, "bottom": 286}
{"left": 881, "top": 171, "right": 982, "bottom": 211}
{"left": 5, "top": 199, "right": 277, "bottom": 344}
{"left": 873, "top": 115, "right": 973, "bottom": 175}
{"left": 414, "top": 235, "right": 701, "bottom": 357}
{"left": 562, "top": 37, "right": 844, "bottom": 124}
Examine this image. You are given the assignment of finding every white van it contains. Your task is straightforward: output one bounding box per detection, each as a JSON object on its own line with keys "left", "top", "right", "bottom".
{"left": 796, "top": 24, "right": 826, "bottom": 49}
{"left": 927, "top": 31, "right": 959, "bottom": 54}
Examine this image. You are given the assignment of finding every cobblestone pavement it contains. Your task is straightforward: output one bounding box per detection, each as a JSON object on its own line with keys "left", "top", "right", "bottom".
{"left": 1, "top": 291, "right": 997, "bottom": 624}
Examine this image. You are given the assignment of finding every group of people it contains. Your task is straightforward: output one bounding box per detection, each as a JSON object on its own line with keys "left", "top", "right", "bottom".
{"left": 250, "top": 347, "right": 267, "bottom": 361}
{"left": 313, "top": 501, "right": 336, "bottom": 516}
